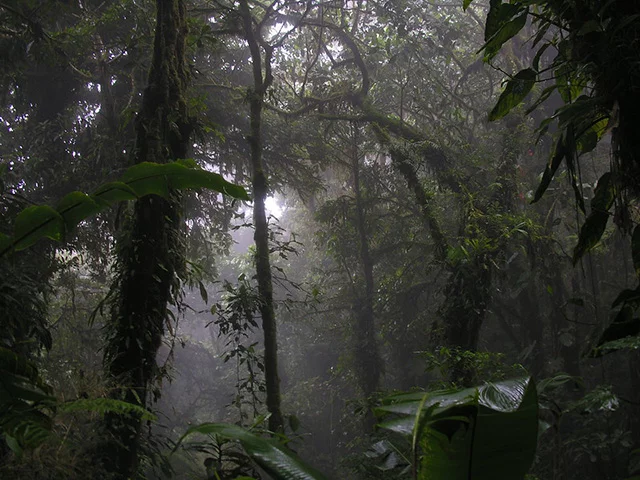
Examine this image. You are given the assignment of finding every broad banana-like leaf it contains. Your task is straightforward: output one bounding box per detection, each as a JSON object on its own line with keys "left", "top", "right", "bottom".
{"left": 0, "top": 160, "right": 249, "bottom": 256}
{"left": 174, "top": 423, "right": 327, "bottom": 480}
{"left": 377, "top": 377, "right": 538, "bottom": 480}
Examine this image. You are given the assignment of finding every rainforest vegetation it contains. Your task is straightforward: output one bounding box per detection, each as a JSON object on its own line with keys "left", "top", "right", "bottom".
{"left": 1, "top": 0, "right": 640, "bottom": 479}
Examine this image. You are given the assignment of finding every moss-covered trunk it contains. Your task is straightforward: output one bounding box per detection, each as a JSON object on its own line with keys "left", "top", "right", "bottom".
{"left": 239, "top": 0, "right": 284, "bottom": 433}
{"left": 101, "top": 0, "right": 190, "bottom": 476}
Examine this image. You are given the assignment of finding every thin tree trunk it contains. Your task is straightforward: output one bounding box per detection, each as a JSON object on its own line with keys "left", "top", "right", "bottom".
{"left": 351, "top": 124, "right": 381, "bottom": 408}
{"left": 101, "top": 0, "right": 190, "bottom": 476}
{"left": 239, "top": 0, "right": 284, "bottom": 433}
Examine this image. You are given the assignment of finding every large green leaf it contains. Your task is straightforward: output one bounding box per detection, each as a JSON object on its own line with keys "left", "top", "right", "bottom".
{"left": 482, "top": 1, "right": 528, "bottom": 60}
{"left": 572, "top": 173, "right": 615, "bottom": 263}
{"left": 489, "top": 69, "right": 537, "bottom": 121}
{"left": 472, "top": 379, "right": 538, "bottom": 479}
{"left": 0, "top": 160, "right": 249, "bottom": 257}
{"left": 378, "top": 377, "right": 538, "bottom": 480}
{"left": 56, "top": 192, "right": 103, "bottom": 231}
{"left": 121, "top": 161, "right": 249, "bottom": 200}
{"left": 13, "top": 206, "right": 64, "bottom": 251}
{"left": 175, "top": 423, "right": 327, "bottom": 480}
{"left": 92, "top": 181, "right": 138, "bottom": 204}
{"left": 589, "top": 287, "right": 640, "bottom": 357}
{"left": 484, "top": 0, "right": 518, "bottom": 41}
{"left": 532, "top": 134, "right": 568, "bottom": 203}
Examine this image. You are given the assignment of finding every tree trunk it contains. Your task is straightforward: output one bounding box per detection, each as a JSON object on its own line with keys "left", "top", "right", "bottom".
{"left": 351, "top": 125, "right": 381, "bottom": 410}
{"left": 101, "top": 0, "right": 190, "bottom": 477}
{"left": 239, "top": 0, "right": 284, "bottom": 433}
{"left": 439, "top": 259, "right": 491, "bottom": 385}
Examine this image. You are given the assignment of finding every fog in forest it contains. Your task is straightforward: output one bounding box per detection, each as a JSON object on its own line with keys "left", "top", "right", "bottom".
{"left": 2, "top": 1, "right": 640, "bottom": 479}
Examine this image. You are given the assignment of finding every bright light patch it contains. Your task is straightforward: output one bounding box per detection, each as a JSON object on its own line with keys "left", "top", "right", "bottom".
{"left": 265, "top": 196, "right": 283, "bottom": 217}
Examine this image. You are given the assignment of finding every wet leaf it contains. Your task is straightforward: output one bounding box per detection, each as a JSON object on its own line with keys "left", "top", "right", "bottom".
{"left": 489, "top": 69, "right": 537, "bottom": 121}
{"left": 174, "top": 423, "right": 327, "bottom": 480}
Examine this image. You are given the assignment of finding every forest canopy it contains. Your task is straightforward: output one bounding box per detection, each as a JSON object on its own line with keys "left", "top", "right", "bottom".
{"left": 1, "top": 0, "right": 639, "bottom": 479}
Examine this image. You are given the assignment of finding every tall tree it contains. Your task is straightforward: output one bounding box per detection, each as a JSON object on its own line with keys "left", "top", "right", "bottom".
{"left": 238, "top": 0, "right": 284, "bottom": 433}
{"left": 350, "top": 124, "right": 381, "bottom": 403}
{"left": 101, "top": 0, "right": 192, "bottom": 476}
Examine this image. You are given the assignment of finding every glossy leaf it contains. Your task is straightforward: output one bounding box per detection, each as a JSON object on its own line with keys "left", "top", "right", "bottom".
{"left": 472, "top": 379, "right": 538, "bottom": 479}
{"left": 489, "top": 69, "right": 537, "bottom": 121}
{"left": 175, "top": 423, "right": 327, "bottom": 480}
{"left": 378, "top": 377, "right": 538, "bottom": 480}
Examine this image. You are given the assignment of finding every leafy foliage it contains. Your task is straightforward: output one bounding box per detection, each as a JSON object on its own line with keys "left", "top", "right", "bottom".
{"left": 0, "top": 343, "right": 158, "bottom": 456}
{"left": 0, "top": 347, "right": 55, "bottom": 455}
{"left": 174, "top": 423, "right": 328, "bottom": 480}
{"left": 0, "top": 160, "right": 249, "bottom": 257}
{"left": 489, "top": 69, "right": 536, "bottom": 121}
{"left": 59, "top": 398, "right": 157, "bottom": 421}
{"left": 376, "top": 377, "right": 538, "bottom": 480}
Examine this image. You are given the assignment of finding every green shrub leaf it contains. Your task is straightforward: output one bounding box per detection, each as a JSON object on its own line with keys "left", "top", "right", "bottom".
{"left": 175, "top": 423, "right": 327, "bottom": 480}
{"left": 489, "top": 69, "right": 537, "bottom": 121}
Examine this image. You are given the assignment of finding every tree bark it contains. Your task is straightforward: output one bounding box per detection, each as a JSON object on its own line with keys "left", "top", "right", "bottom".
{"left": 239, "top": 0, "right": 284, "bottom": 433}
{"left": 101, "top": 0, "right": 190, "bottom": 477}
{"left": 350, "top": 124, "right": 381, "bottom": 411}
